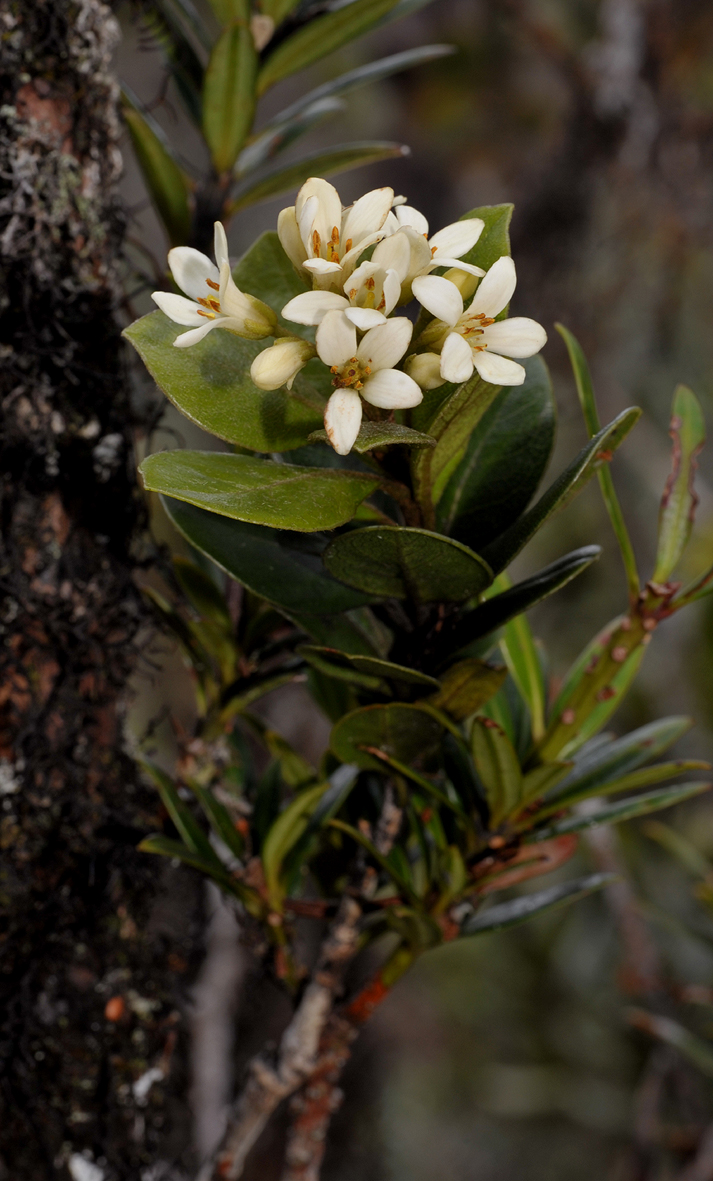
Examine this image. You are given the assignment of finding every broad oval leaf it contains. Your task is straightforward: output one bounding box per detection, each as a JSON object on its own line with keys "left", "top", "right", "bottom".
{"left": 330, "top": 703, "right": 443, "bottom": 771}
{"left": 123, "top": 311, "right": 323, "bottom": 451}
{"left": 436, "top": 357, "right": 556, "bottom": 548}
{"left": 202, "top": 21, "right": 257, "bottom": 174}
{"left": 163, "top": 497, "right": 375, "bottom": 616}
{"left": 653, "top": 385, "right": 706, "bottom": 583}
{"left": 141, "top": 451, "right": 379, "bottom": 532}
{"left": 323, "top": 526, "right": 493, "bottom": 603}
{"left": 309, "top": 421, "right": 435, "bottom": 452}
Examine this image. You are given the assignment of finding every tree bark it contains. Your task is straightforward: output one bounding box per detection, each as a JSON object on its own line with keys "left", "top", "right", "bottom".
{"left": 0, "top": 3, "right": 202, "bottom": 1177}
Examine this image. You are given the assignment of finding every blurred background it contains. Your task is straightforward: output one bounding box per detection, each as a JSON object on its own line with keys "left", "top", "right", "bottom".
{"left": 116, "top": 1, "right": 713, "bottom": 1177}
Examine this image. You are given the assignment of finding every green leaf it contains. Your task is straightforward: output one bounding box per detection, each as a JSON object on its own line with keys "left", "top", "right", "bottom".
{"left": 471, "top": 717, "right": 522, "bottom": 826}
{"left": 430, "top": 659, "right": 507, "bottom": 722}
{"left": 172, "top": 556, "right": 232, "bottom": 628}
{"left": 627, "top": 1008, "right": 713, "bottom": 1079}
{"left": 229, "top": 141, "right": 409, "bottom": 213}
{"left": 262, "top": 45, "right": 455, "bottom": 129}
{"left": 309, "top": 421, "right": 436, "bottom": 452}
{"left": 121, "top": 101, "right": 191, "bottom": 246}
{"left": 202, "top": 20, "right": 257, "bottom": 174}
{"left": 653, "top": 385, "right": 706, "bottom": 583}
{"left": 481, "top": 408, "right": 641, "bottom": 575}
{"left": 436, "top": 357, "right": 556, "bottom": 549}
{"left": 532, "top": 781, "right": 712, "bottom": 841}
{"left": 329, "top": 817, "right": 415, "bottom": 899}
{"left": 543, "top": 717, "right": 694, "bottom": 804}
{"left": 235, "top": 97, "right": 345, "bottom": 176}
{"left": 257, "top": 0, "right": 402, "bottom": 93}
{"left": 262, "top": 782, "right": 329, "bottom": 904}
{"left": 458, "top": 203, "right": 513, "bottom": 275}
{"left": 556, "top": 324, "right": 639, "bottom": 600}
{"left": 138, "top": 834, "right": 240, "bottom": 894}
{"left": 546, "top": 643, "right": 646, "bottom": 763}
{"left": 330, "top": 703, "right": 443, "bottom": 772}
{"left": 299, "top": 647, "right": 385, "bottom": 692}
{"left": 163, "top": 498, "right": 376, "bottom": 618}
{"left": 461, "top": 873, "right": 614, "bottom": 935}
{"left": 261, "top": 0, "right": 301, "bottom": 21}
{"left": 282, "top": 764, "right": 360, "bottom": 881}
{"left": 518, "top": 763, "right": 572, "bottom": 809}
{"left": 445, "top": 547, "right": 601, "bottom": 653}
{"left": 300, "top": 646, "right": 440, "bottom": 690}
{"left": 140, "top": 451, "right": 379, "bottom": 532}
{"left": 123, "top": 311, "right": 323, "bottom": 452}
{"left": 141, "top": 760, "right": 221, "bottom": 866}
{"left": 323, "top": 526, "right": 493, "bottom": 603}
{"left": 188, "top": 782, "right": 245, "bottom": 858}
{"left": 206, "top": 0, "right": 250, "bottom": 23}
{"left": 534, "top": 760, "right": 711, "bottom": 822}
{"left": 500, "top": 609, "right": 546, "bottom": 743}
{"left": 232, "top": 231, "right": 309, "bottom": 330}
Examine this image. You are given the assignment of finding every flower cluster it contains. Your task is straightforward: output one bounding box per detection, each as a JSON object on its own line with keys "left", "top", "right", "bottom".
{"left": 151, "top": 180, "right": 547, "bottom": 455}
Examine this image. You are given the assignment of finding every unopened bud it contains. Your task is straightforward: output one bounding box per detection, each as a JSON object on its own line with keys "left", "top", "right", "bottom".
{"left": 404, "top": 351, "right": 444, "bottom": 390}
{"left": 250, "top": 338, "right": 315, "bottom": 390}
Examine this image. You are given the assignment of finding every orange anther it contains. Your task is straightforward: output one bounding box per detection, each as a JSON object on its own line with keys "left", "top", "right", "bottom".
{"left": 104, "top": 996, "right": 125, "bottom": 1022}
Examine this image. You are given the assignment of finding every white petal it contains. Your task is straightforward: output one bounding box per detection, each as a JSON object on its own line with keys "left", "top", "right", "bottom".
{"left": 471, "top": 255, "right": 517, "bottom": 318}
{"left": 219, "top": 262, "right": 252, "bottom": 320}
{"left": 429, "top": 258, "right": 485, "bottom": 277}
{"left": 341, "top": 187, "right": 394, "bottom": 247}
{"left": 282, "top": 290, "right": 348, "bottom": 326}
{"left": 392, "top": 194, "right": 408, "bottom": 206}
{"left": 440, "top": 332, "right": 474, "bottom": 383}
{"left": 428, "top": 217, "right": 484, "bottom": 260}
{"left": 324, "top": 389, "right": 362, "bottom": 455}
{"left": 371, "top": 231, "right": 411, "bottom": 282}
{"left": 214, "top": 222, "right": 230, "bottom": 270}
{"left": 473, "top": 350, "right": 526, "bottom": 385}
{"left": 344, "top": 307, "right": 386, "bottom": 330}
{"left": 250, "top": 339, "right": 313, "bottom": 390}
{"left": 343, "top": 260, "right": 380, "bottom": 293}
{"left": 361, "top": 370, "right": 423, "bottom": 409}
{"left": 298, "top": 194, "right": 320, "bottom": 255}
{"left": 277, "top": 206, "right": 308, "bottom": 269}
{"left": 167, "top": 247, "right": 219, "bottom": 301}
{"left": 381, "top": 210, "right": 400, "bottom": 234}
{"left": 357, "top": 317, "right": 413, "bottom": 371}
{"left": 339, "top": 230, "right": 389, "bottom": 275}
{"left": 412, "top": 275, "right": 464, "bottom": 327}
{"left": 382, "top": 268, "right": 402, "bottom": 315}
{"left": 303, "top": 257, "right": 342, "bottom": 275}
{"left": 481, "top": 317, "right": 547, "bottom": 358}
{"left": 404, "top": 352, "right": 444, "bottom": 391}
{"left": 297, "top": 179, "right": 342, "bottom": 257}
{"left": 172, "top": 319, "right": 223, "bottom": 348}
{"left": 316, "top": 310, "right": 357, "bottom": 368}
{"left": 395, "top": 205, "right": 429, "bottom": 235}
{"left": 151, "top": 291, "right": 205, "bottom": 326}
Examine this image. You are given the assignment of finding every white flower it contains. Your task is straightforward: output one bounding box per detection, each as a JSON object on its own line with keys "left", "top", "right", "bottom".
{"left": 250, "top": 338, "right": 316, "bottom": 390}
{"left": 281, "top": 246, "right": 409, "bottom": 331}
{"left": 151, "top": 222, "right": 277, "bottom": 348}
{"left": 316, "top": 313, "right": 423, "bottom": 455}
{"left": 373, "top": 205, "right": 486, "bottom": 300}
{"left": 411, "top": 256, "right": 547, "bottom": 386}
{"left": 277, "top": 178, "right": 394, "bottom": 293}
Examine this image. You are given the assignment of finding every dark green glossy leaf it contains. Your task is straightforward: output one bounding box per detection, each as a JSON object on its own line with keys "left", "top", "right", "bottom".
{"left": 653, "top": 385, "right": 706, "bottom": 583}
{"left": 481, "top": 409, "right": 641, "bottom": 574}
{"left": 309, "top": 421, "right": 435, "bottom": 452}
{"left": 532, "top": 781, "right": 712, "bottom": 841}
{"left": 436, "top": 357, "right": 556, "bottom": 548}
{"left": 229, "top": 141, "right": 409, "bottom": 212}
{"left": 122, "top": 100, "right": 191, "bottom": 246}
{"left": 172, "top": 556, "right": 231, "bottom": 628}
{"left": 323, "top": 526, "right": 493, "bottom": 603}
{"left": 163, "top": 497, "right": 376, "bottom": 616}
{"left": 123, "top": 311, "right": 323, "bottom": 452}
{"left": 202, "top": 21, "right": 257, "bottom": 174}
{"left": 300, "top": 646, "right": 439, "bottom": 689}
{"left": 471, "top": 717, "right": 522, "bottom": 826}
{"left": 461, "top": 873, "right": 614, "bottom": 935}
{"left": 446, "top": 547, "right": 601, "bottom": 653}
{"left": 430, "top": 659, "right": 506, "bottom": 721}
{"left": 458, "top": 203, "right": 513, "bottom": 276}
{"left": 500, "top": 607, "right": 546, "bottom": 743}
{"left": 330, "top": 703, "right": 443, "bottom": 771}
{"left": 141, "top": 451, "right": 379, "bottom": 531}
{"left": 257, "top": 0, "right": 403, "bottom": 93}
{"left": 299, "top": 648, "right": 385, "bottom": 692}
{"left": 290, "top": 610, "right": 383, "bottom": 657}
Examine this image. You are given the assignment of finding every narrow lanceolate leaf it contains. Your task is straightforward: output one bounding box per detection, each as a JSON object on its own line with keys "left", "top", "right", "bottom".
{"left": 531, "top": 781, "right": 712, "bottom": 842}
{"left": 262, "top": 783, "right": 328, "bottom": 906}
{"left": 330, "top": 703, "right": 443, "bottom": 772}
{"left": 323, "top": 526, "right": 493, "bottom": 603}
{"left": 471, "top": 717, "right": 522, "bottom": 827}
{"left": 627, "top": 1008, "right": 713, "bottom": 1079}
{"left": 532, "top": 760, "right": 711, "bottom": 822}
{"left": 445, "top": 548, "right": 601, "bottom": 655}
{"left": 235, "top": 97, "right": 345, "bottom": 176}
{"left": 121, "top": 100, "right": 191, "bottom": 246}
{"left": 300, "top": 647, "right": 440, "bottom": 690}
{"left": 187, "top": 782, "right": 244, "bottom": 859}
{"left": 501, "top": 607, "right": 547, "bottom": 743}
{"left": 653, "top": 385, "right": 706, "bottom": 583}
{"left": 202, "top": 21, "right": 257, "bottom": 174}
{"left": 260, "top": 0, "right": 301, "bottom": 22}
{"left": 263, "top": 45, "right": 455, "bottom": 129}
{"left": 282, "top": 764, "right": 360, "bottom": 882}
{"left": 123, "top": 312, "right": 323, "bottom": 452}
{"left": 461, "top": 873, "right": 615, "bottom": 936}
{"left": 309, "top": 421, "right": 435, "bottom": 453}
{"left": 205, "top": 0, "right": 250, "bottom": 28}
{"left": 556, "top": 324, "right": 639, "bottom": 601}
{"left": 229, "top": 141, "right": 409, "bottom": 212}
{"left": 517, "top": 763, "right": 572, "bottom": 810}
{"left": 257, "top": 0, "right": 403, "bottom": 93}
{"left": 140, "top": 760, "right": 220, "bottom": 866}
{"left": 140, "top": 451, "right": 379, "bottom": 532}
{"left": 138, "top": 834, "right": 240, "bottom": 895}
{"left": 481, "top": 408, "right": 641, "bottom": 575}
{"left": 430, "top": 659, "right": 507, "bottom": 722}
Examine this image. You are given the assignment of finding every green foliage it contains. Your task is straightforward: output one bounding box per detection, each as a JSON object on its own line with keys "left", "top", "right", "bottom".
{"left": 202, "top": 21, "right": 257, "bottom": 174}
{"left": 461, "top": 874, "right": 614, "bottom": 935}
{"left": 330, "top": 703, "right": 443, "bottom": 771}
{"left": 121, "top": 98, "right": 191, "bottom": 246}
{"left": 654, "top": 385, "right": 706, "bottom": 583}
{"left": 471, "top": 717, "right": 522, "bottom": 826}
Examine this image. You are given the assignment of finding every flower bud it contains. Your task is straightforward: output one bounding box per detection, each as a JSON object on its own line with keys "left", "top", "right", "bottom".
{"left": 250, "top": 338, "right": 315, "bottom": 390}
{"left": 404, "top": 351, "right": 444, "bottom": 391}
